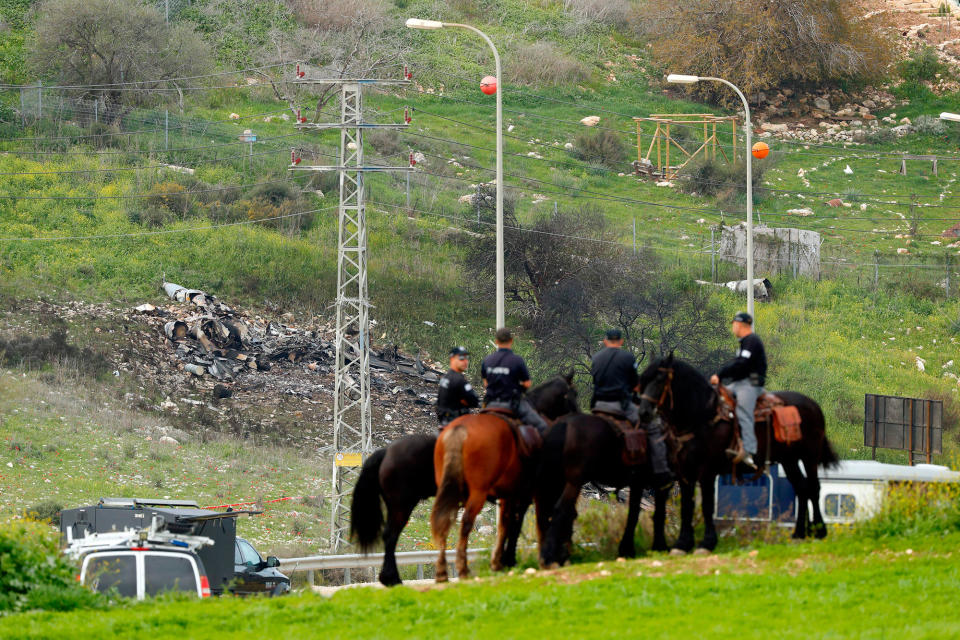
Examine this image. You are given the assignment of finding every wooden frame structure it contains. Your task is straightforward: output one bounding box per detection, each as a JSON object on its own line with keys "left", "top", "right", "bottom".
{"left": 633, "top": 113, "right": 739, "bottom": 179}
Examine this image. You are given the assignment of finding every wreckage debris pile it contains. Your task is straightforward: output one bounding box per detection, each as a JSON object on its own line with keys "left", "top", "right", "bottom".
{"left": 133, "top": 282, "right": 337, "bottom": 382}
{"left": 135, "top": 282, "right": 441, "bottom": 386}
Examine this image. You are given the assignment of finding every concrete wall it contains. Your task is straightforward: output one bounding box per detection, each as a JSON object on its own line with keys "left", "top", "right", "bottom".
{"left": 719, "top": 223, "right": 821, "bottom": 278}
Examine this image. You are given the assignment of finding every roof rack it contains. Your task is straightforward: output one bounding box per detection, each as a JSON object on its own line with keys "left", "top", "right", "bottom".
{"left": 65, "top": 516, "right": 213, "bottom": 559}
{"left": 97, "top": 497, "right": 201, "bottom": 508}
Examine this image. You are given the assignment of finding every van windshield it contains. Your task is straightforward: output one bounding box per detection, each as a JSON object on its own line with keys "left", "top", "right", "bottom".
{"left": 144, "top": 554, "right": 198, "bottom": 596}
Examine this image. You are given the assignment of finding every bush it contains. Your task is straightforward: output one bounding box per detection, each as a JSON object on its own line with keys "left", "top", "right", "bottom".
{"left": 899, "top": 46, "right": 946, "bottom": 84}
{"left": 145, "top": 181, "right": 191, "bottom": 216}
{"left": 677, "top": 156, "right": 771, "bottom": 206}
{"left": 368, "top": 128, "right": 403, "bottom": 157}
{"left": 646, "top": 0, "right": 892, "bottom": 101}
{"left": 248, "top": 181, "right": 301, "bottom": 207}
{"left": 23, "top": 501, "right": 63, "bottom": 523}
{"left": 913, "top": 114, "right": 948, "bottom": 137}
{"left": 286, "top": 0, "right": 387, "bottom": 31}
{"left": 572, "top": 129, "right": 626, "bottom": 169}
{"left": 858, "top": 481, "right": 960, "bottom": 539}
{"left": 0, "top": 519, "right": 104, "bottom": 614}
{"left": 562, "top": 0, "right": 632, "bottom": 29}
{"left": 508, "top": 42, "right": 590, "bottom": 87}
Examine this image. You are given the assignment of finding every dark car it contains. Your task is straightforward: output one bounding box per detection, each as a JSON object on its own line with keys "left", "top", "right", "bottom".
{"left": 231, "top": 537, "right": 290, "bottom": 596}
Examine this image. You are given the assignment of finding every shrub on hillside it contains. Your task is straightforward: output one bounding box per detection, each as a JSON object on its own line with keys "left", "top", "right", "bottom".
{"left": 644, "top": 0, "right": 892, "bottom": 102}
{"left": 286, "top": 0, "right": 388, "bottom": 31}
{"left": 562, "top": 0, "right": 632, "bottom": 29}
{"left": 678, "top": 156, "right": 772, "bottom": 207}
{"left": 508, "top": 42, "right": 590, "bottom": 87}
{"left": 913, "top": 115, "right": 948, "bottom": 137}
{"left": 572, "top": 129, "right": 626, "bottom": 169}
{"left": 899, "top": 46, "right": 946, "bottom": 84}
{"left": 0, "top": 519, "right": 104, "bottom": 614}
{"left": 368, "top": 128, "right": 403, "bottom": 157}
{"left": 858, "top": 481, "right": 960, "bottom": 539}
{"left": 146, "top": 182, "right": 192, "bottom": 217}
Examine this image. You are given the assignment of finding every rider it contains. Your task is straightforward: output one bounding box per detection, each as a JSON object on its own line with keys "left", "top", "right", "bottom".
{"left": 481, "top": 328, "right": 549, "bottom": 434}
{"left": 709, "top": 311, "right": 767, "bottom": 470}
{"left": 436, "top": 346, "right": 480, "bottom": 429}
{"left": 591, "top": 328, "right": 672, "bottom": 488}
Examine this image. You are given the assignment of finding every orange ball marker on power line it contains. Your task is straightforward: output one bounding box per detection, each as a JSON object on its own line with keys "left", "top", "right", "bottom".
{"left": 752, "top": 141, "right": 770, "bottom": 159}
{"left": 480, "top": 75, "right": 497, "bottom": 95}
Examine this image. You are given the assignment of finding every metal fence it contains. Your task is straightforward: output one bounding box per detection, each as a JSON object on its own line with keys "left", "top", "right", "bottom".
{"left": 278, "top": 548, "right": 489, "bottom": 585}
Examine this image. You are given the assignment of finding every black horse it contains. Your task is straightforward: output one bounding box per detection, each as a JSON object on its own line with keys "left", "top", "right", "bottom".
{"left": 351, "top": 372, "right": 579, "bottom": 586}
{"left": 637, "top": 354, "right": 840, "bottom": 552}
{"left": 536, "top": 413, "right": 663, "bottom": 568}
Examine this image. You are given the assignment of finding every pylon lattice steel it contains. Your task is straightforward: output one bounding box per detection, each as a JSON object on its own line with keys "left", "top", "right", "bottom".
{"left": 290, "top": 75, "right": 410, "bottom": 550}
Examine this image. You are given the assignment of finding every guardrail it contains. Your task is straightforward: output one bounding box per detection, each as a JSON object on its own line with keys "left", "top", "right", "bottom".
{"left": 278, "top": 548, "right": 489, "bottom": 585}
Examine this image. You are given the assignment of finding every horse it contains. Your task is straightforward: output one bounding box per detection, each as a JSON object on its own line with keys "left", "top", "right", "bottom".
{"left": 430, "top": 373, "right": 580, "bottom": 582}
{"left": 351, "top": 372, "right": 578, "bottom": 585}
{"left": 535, "top": 412, "right": 663, "bottom": 568}
{"left": 636, "top": 353, "right": 840, "bottom": 552}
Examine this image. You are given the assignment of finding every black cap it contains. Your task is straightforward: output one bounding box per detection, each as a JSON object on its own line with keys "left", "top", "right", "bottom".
{"left": 733, "top": 311, "right": 753, "bottom": 325}
{"left": 450, "top": 346, "right": 470, "bottom": 356}
{"left": 605, "top": 328, "right": 623, "bottom": 340}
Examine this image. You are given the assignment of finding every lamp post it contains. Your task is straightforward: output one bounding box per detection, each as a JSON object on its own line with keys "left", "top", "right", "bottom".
{"left": 407, "top": 18, "right": 505, "bottom": 329}
{"left": 667, "top": 74, "right": 754, "bottom": 318}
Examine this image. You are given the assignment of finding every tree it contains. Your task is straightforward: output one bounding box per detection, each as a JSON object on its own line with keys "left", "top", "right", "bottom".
{"left": 461, "top": 196, "right": 728, "bottom": 381}
{"left": 29, "top": 0, "right": 212, "bottom": 122}
{"left": 643, "top": 0, "right": 892, "bottom": 103}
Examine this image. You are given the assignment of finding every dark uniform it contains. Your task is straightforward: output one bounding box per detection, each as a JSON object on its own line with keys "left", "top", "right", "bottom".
{"left": 481, "top": 347, "right": 549, "bottom": 433}
{"left": 590, "top": 346, "right": 640, "bottom": 422}
{"left": 591, "top": 335, "right": 671, "bottom": 484}
{"left": 718, "top": 314, "right": 767, "bottom": 456}
{"left": 437, "top": 369, "right": 480, "bottom": 427}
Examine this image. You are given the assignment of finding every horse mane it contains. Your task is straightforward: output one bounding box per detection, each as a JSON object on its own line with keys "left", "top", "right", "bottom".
{"left": 639, "top": 355, "right": 716, "bottom": 431}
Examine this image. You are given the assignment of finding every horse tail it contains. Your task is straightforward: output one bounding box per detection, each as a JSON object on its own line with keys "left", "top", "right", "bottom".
{"left": 350, "top": 446, "right": 387, "bottom": 553}
{"left": 432, "top": 423, "right": 467, "bottom": 527}
{"left": 819, "top": 434, "right": 841, "bottom": 469}
{"left": 810, "top": 400, "right": 841, "bottom": 469}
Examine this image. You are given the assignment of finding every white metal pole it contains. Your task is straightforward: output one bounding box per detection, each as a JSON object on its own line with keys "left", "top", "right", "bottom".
{"left": 446, "top": 24, "right": 503, "bottom": 329}
{"left": 703, "top": 77, "right": 753, "bottom": 318}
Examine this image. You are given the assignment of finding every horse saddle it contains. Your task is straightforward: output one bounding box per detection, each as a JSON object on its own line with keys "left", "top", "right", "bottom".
{"left": 591, "top": 409, "right": 647, "bottom": 466}
{"left": 756, "top": 394, "right": 803, "bottom": 444}
{"left": 717, "top": 387, "right": 802, "bottom": 445}
{"left": 479, "top": 407, "right": 543, "bottom": 456}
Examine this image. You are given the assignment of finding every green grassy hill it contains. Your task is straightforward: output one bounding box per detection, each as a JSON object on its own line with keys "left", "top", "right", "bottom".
{"left": 1, "top": 0, "right": 959, "bottom": 542}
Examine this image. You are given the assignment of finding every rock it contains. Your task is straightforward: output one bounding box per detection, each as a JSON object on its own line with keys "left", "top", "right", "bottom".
{"left": 580, "top": 116, "right": 601, "bottom": 127}
{"left": 892, "top": 124, "right": 913, "bottom": 136}
{"left": 159, "top": 435, "right": 179, "bottom": 446}
{"left": 213, "top": 384, "right": 232, "bottom": 399}
{"left": 862, "top": 99, "right": 877, "bottom": 109}
{"left": 760, "top": 122, "right": 788, "bottom": 133}
{"left": 564, "top": 142, "right": 574, "bottom": 150}
{"left": 814, "top": 97, "right": 831, "bottom": 111}
{"left": 900, "top": 117, "right": 911, "bottom": 125}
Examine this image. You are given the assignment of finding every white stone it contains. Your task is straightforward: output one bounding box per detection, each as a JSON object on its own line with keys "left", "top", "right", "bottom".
{"left": 159, "top": 435, "right": 179, "bottom": 446}
{"left": 580, "top": 116, "right": 601, "bottom": 127}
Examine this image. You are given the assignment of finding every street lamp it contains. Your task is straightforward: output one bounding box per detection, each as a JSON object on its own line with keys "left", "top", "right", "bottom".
{"left": 407, "top": 18, "right": 505, "bottom": 330}
{"left": 667, "top": 74, "right": 755, "bottom": 318}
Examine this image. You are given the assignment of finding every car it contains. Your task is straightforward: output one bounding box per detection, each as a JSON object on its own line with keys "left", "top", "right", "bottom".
{"left": 68, "top": 516, "right": 213, "bottom": 600}
{"left": 231, "top": 537, "right": 290, "bottom": 596}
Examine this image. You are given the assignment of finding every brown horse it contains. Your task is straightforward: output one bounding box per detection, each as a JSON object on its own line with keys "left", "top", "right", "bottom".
{"left": 637, "top": 354, "right": 840, "bottom": 551}
{"left": 352, "top": 373, "right": 578, "bottom": 585}
{"left": 431, "top": 413, "right": 535, "bottom": 581}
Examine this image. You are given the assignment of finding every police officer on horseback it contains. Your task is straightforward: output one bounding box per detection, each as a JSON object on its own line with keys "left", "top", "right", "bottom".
{"left": 710, "top": 311, "right": 767, "bottom": 469}
{"left": 436, "top": 346, "right": 480, "bottom": 428}
{"left": 481, "top": 328, "right": 549, "bottom": 434}
{"left": 591, "top": 328, "right": 673, "bottom": 488}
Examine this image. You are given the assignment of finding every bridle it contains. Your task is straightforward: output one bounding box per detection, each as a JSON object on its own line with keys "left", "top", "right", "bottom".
{"left": 640, "top": 366, "right": 674, "bottom": 411}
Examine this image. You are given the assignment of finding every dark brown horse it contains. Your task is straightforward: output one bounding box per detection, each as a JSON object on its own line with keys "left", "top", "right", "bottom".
{"left": 351, "top": 373, "right": 578, "bottom": 585}
{"left": 637, "top": 354, "right": 840, "bottom": 552}
{"left": 535, "top": 413, "right": 660, "bottom": 568}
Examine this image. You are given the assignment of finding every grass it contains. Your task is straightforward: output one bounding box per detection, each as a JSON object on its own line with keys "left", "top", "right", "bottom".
{"left": 1, "top": 531, "right": 958, "bottom": 638}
